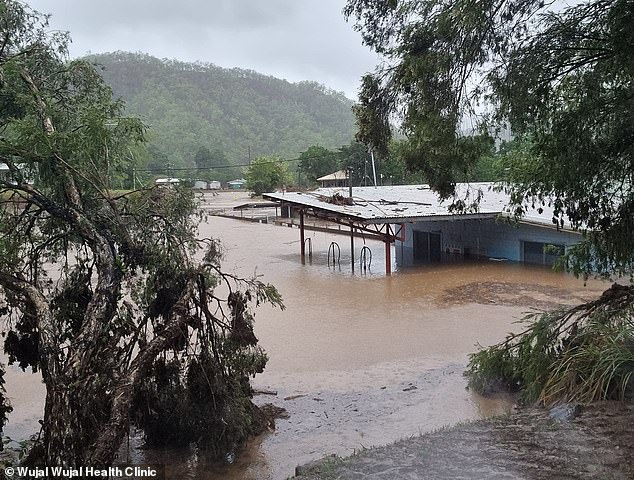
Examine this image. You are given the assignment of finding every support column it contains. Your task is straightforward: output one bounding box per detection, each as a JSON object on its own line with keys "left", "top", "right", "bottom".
{"left": 300, "top": 209, "right": 305, "bottom": 260}
{"left": 350, "top": 221, "right": 355, "bottom": 272}
{"left": 385, "top": 225, "right": 392, "bottom": 275}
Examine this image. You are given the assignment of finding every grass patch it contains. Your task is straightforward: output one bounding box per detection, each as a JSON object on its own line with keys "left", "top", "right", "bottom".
{"left": 466, "top": 284, "right": 634, "bottom": 404}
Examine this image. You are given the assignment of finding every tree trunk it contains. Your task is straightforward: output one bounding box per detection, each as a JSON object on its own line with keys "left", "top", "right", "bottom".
{"left": 42, "top": 382, "right": 85, "bottom": 466}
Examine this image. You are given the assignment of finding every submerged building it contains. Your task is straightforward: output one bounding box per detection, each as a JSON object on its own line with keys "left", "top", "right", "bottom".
{"left": 264, "top": 183, "right": 582, "bottom": 273}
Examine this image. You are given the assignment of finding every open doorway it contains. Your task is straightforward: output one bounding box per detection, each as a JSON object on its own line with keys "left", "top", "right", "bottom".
{"left": 414, "top": 231, "right": 442, "bottom": 263}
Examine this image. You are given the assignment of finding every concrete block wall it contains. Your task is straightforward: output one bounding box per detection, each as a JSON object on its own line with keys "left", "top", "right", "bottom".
{"left": 395, "top": 217, "right": 582, "bottom": 266}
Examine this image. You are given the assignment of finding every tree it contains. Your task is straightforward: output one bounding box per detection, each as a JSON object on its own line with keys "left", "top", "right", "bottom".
{"left": 144, "top": 144, "right": 169, "bottom": 172}
{"left": 0, "top": 0, "right": 282, "bottom": 467}
{"left": 245, "top": 156, "right": 292, "bottom": 195}
{"left": 297, "top": 145, "right": 340, "bottom": 185}
{"left": 194, "top": 145, "right": 227, "bottom": 170}
{"left": 345, "top": 0, "right": 634, "bottom": 403}
{"left": 338, "top": 141, "right": 370, "bottom": 186}
{"left": 382, "top": 140, "right": 427, "bottom": 185}
{"left": 87, "top": 52, "right": 357, "bottom": 167}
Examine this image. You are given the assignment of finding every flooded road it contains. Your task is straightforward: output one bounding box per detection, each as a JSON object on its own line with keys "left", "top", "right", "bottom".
{"left": 2, "top": 197, "right": 609, "bottom": 478}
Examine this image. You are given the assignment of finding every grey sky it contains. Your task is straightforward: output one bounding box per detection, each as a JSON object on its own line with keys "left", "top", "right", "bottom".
{"left": 26, "top": 0, "right": 380, "bottom": 99}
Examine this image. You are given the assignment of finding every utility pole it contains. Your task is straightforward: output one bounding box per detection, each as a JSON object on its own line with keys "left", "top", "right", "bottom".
{"left": 370, "top": 148, "right": 377, "bottom": 187}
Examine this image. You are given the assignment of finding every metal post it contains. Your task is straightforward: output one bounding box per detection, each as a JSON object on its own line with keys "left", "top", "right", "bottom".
{"left": 385, "top": 225, "right": 392, "bottom": 275}
{"left": 300, "top": 209, "right": 305, "bottom": 259}
{"left": 350, "top": 221, "right": 355, "bottom": 272}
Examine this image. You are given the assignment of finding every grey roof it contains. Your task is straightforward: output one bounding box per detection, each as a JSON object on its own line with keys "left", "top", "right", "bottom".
{"left": 263, "top": 183, "right": 573, "bottom": 230}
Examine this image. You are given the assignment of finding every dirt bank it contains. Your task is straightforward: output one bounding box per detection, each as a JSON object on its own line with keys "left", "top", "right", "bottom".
{"left": 293, "top": 402, "right": 634, "bottom": 480}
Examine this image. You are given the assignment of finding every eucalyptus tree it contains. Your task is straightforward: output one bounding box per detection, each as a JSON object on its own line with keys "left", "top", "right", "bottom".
{"left": 0, "top": 0, "right": 281, "bottom": 466}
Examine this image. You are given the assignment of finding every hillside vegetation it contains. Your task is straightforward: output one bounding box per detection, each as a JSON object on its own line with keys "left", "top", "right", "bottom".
{"left": 88, "top": 52, "right": 356, "bottom": 173}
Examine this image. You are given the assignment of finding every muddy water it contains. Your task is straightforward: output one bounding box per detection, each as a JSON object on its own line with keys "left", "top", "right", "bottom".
{"left": 2, "top": 209, "right": 608, "bottom": 479}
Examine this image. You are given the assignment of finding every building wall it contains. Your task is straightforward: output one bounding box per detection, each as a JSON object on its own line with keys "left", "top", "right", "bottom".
{"left": 395, "top": 218, "right": 582, "bottom": 266}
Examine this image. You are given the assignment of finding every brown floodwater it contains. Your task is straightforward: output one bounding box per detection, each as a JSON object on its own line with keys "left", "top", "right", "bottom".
{"left": 1, "top": 199, "right": 609, "bottom": 479}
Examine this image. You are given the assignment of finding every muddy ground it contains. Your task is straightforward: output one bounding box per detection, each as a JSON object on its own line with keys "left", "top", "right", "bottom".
{"left": 293, "top": 402, "right": 634, "bottom": 480}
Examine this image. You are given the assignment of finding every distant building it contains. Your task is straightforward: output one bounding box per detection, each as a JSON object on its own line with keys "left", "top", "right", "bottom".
{"left": 227, "top": 178, "right": 246, "bottom": 189}
{"left": 155, "top": 177, "right": 180, "bottom": 186}
{"left": 317, "top": 170, "right": 349, "bottom": 188}
{"left": 193, "top": 180, "right": 222, "bottom": 190}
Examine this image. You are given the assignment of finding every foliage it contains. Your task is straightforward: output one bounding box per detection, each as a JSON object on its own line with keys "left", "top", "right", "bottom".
{"left": 0, "top": 0, "right": 283, "bottom": 467}
{"left": 0, "top": 362, "right": 12, "bottom": 442}
{"left": 88, "top": 52, "right": 357, "bottom": 169}
{"left": 338, "top": 142, "right": 370, "bottom": 186}
{"left": 345, "top": 0, "right": 634, "bottom": 277}
{"left": 245, "top": 156, "right": 292, "bottom": 195}
{"left": 133, "top": 289, "right": 270, "bottom": 455}
{"left": 466, "top": 284, "right": 634, "bottom": 404}
{"left": 297, "top": 145, "right": 341, "bottom": 186}
{"left": 192, "top": 145, "right": 229, "bottom": 181}
{"left": 337, "top": 140, "right": 427, "bottom": 186}
{"left": 296, "top": 141, "right": 428, "bottom": 187}
{"left": 378, "top": 140, "right": 410, "bottom": 185}
{"left": 194, "top": 145, "right": 226, "bottom": 170}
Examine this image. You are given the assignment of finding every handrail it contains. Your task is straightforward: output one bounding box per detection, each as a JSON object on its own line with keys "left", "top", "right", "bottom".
{"left": 304, "top": 237, "right": 313, "bottom": 258}
{"left": 360, "top": 245, "right": 372, "bottom": 271}
{"left": 327, "top": 242, "right": 341, "bottom": 267}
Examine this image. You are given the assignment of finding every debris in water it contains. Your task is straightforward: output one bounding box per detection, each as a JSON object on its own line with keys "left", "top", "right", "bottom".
{"left": 549, "top": 404, "right": 582, "bottom": 422}
{"left": 253, "top": 388, "right": 278, "bottom": 396}
{"left": 284, "top": 394, "right": 307, "bottom": 401}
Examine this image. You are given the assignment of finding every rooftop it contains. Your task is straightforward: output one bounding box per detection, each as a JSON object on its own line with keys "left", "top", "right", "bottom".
{"left": 263, "top": 183, "right": 571, "bottom": 230}
{"left": 316, "top": 170, "right": 349, "bottom": 182}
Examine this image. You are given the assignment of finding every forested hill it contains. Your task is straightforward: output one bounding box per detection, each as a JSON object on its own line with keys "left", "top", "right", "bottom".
{"left": 88, "top": 52, "right": 357, "bottom": 170}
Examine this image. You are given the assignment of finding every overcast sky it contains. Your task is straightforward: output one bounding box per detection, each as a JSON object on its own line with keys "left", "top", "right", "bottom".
{"left": 26, "top": 0, "right": 380, "bottom": 99}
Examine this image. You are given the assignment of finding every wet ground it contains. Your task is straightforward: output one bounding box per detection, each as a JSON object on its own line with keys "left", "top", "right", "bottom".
{"left": 1, "top": 192, "right": 611, "bottom": 479}
{"left": 293, "top": 402, "right": 634, "bottom": 480}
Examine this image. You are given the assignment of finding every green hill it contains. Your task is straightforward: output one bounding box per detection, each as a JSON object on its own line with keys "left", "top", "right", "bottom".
{"left": 88, "top": 52, "right": 357, "bottom": 174}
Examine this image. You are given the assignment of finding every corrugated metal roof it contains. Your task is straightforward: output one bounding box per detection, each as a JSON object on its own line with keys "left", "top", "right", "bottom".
{"left": 263, "top": 183, "right": 571, "bottom": 230}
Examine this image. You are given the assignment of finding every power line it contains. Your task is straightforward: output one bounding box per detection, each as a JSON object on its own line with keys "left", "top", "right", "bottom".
{"left": 134, "top": 150, "right": 358, "bottom": 173}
